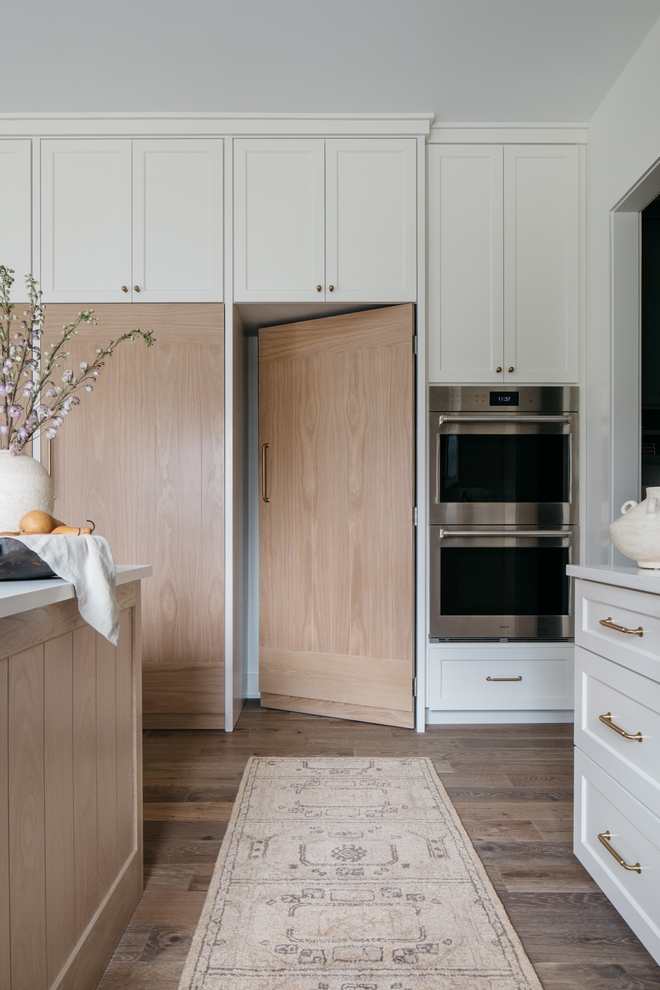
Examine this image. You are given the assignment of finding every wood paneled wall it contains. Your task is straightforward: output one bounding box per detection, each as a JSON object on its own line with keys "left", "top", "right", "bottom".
{"left": 0, "top": 583, "right": 142, "bottom": 990}
{"left": 42, "top": 304, "right": 225, "bottom": 727}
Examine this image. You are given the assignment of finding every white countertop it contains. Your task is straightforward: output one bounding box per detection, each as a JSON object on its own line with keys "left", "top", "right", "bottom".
{"left": 0, "top": 563, "right": 152, "bottom": 619}
{"left": 567, "top": 563, "right": 660, "bottom": 595}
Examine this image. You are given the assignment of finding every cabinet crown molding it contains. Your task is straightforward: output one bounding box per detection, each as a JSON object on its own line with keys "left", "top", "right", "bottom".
{"left": 0, "top": 112, "right": 434, "bottom": 138}
{"left": 429, "top": 122, "right": 588, "bottom": 144}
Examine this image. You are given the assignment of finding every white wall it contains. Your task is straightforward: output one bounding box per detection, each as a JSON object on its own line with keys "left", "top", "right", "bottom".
{"left": 0, "top": 1, "right": 659, "bottom": 121}
{"left": 586, "top": 17, "right": 660, "bottom": 562}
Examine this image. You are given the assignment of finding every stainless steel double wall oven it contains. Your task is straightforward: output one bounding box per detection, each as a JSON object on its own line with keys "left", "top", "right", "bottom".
{"left": 429, "top": 386, "right": 578, "bottom": 640}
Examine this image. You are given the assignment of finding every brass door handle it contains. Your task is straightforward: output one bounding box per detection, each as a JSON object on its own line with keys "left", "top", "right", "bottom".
{"left": 316, "top": 285, "right": 322, "bottom": 292}
{"left": 495, "top": 366, "right": 502, "bottom": 373}
{"left": 598, "top": 712, "right": 643, "bottom": 742}
{"left": 134, "top": 285, "right": 140, "bottom": 293}
{"left": 486, "top": 675, "right": 522, "bottom": 682}
{"left": 328, "top": 285, "right": 334, "bottom": 292}
{"left": 598, "top": 831, "right": 642, "bottom": 873}
{"left": 508, "top": 366, "right": 514, "bottom": 373}
{"left": 599, "top": 617, "right": 644, "bottom": 637}
{"left": 121, "top": 285, "right": 128, "bottom": 292}
{"left": 261, "top": 443, "right": 270, "bottom": 503}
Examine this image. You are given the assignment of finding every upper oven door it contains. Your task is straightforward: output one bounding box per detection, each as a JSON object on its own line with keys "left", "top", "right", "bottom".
{"left": 429, "top": 411, "right": 578, "bottom": 525}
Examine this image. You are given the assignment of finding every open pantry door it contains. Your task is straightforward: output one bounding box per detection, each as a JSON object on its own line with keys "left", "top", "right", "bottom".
{"left": 258, "top": 304, "right": 415, "bottom": 728}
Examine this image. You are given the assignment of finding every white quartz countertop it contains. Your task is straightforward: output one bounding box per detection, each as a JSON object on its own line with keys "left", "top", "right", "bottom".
{"left": 567, "top": 563, "right": 660, "bottom": 595}
{"left": 0, "top": 563, "right": 152, "bottom": 619}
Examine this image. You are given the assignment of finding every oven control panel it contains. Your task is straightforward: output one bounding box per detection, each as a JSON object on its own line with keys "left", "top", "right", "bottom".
{"left": 429, "top": 385, "right": 579, "bottom": 413}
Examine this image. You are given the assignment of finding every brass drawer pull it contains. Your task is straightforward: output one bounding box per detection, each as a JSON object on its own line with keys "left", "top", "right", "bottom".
{"left": 599, "top": 617, "right": 644, "bottom": 637}
{"left": 598, "top": 831, "right": 642, "bottom": 874}
{"left": 599, "top": 712, "right": 643, "bottom": 742}
{"left": 261, "top": 443, "right": 270, "bottom": 503}
{"left": 486, "top": 675, "right": 522, "bottom": 682}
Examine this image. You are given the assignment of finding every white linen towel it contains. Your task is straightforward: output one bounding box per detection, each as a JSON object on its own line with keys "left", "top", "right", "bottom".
{"left": 16, "top": 534, "right": 119, "bottom": 644}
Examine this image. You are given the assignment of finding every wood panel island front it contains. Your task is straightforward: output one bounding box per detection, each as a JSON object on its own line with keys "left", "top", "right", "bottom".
{"left": 0, "top": 564, "right": 151, "bottom": 990}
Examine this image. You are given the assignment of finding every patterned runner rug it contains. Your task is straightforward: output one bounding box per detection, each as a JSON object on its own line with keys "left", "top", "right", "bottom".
{"left": 178, "top": 757, "right": 542, "bottom": 990}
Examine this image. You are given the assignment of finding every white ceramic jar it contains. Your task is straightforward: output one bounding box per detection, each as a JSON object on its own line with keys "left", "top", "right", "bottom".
{"left": 609, "top": 487, "right": 660, "bottom": 568}
{"left": 0, "top": 451, "right": 55, "bottom": 532}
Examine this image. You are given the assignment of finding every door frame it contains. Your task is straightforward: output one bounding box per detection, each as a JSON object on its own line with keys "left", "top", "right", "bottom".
{"left": 607, "top": 158, "right": 660, "bottom": 565}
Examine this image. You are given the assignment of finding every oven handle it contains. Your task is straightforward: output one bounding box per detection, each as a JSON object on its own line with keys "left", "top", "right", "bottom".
{"left": 438, "top": 529, "right": 572, "bottom": 538}
{"left": 438, "top": 414, "right": 571, "bottom": 424}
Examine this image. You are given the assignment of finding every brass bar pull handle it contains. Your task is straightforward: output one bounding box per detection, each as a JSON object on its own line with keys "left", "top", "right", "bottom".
{"left": 261, "top": 443, "right": 270, "bottom": 503}
{"left": 599, "top": 617, "right": 644, "bottom": 637}
{"left": 598, "top": 712, "right": 644, "bottom": 742}
{"left": 486, "top": 675, "right": 522, "bottom": 682}
{"left": 598, "top": 831, "right": 642, "bottom": 873}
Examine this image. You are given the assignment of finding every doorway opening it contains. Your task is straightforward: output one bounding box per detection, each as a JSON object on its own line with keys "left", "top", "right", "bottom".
{"left": 641, "top": 194, "right": 660, "bottom": 497}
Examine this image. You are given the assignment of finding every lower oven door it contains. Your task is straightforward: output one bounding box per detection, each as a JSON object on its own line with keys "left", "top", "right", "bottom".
{"left": 430, "top": 526, "right": 575, "bottom": 640}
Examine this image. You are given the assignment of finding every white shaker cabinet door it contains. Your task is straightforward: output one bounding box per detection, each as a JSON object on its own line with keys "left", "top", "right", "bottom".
{"left": 233, "top": 139, "right": 325, "bottom": 302}
{"left": 503, "top": 145, "right": 580, "bottom": 383}
{"left": 41, "top": 140, "right": 132, "bottom": 302}
{"left": 0, "top": 141, "right": 32, "bottom": 302}
{"left": 428, "top": 145, "right": 504, "bottom": 383}
{"left": 325, "top": 139, "right": 417, "bottom": 303}
{"left": 133, "top": 140, "right": 223, "bottom": 302}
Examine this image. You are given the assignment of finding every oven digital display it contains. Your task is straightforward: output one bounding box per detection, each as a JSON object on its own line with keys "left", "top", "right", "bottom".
{"left": 490, "top": 391, "right": 519, "bottom": 406}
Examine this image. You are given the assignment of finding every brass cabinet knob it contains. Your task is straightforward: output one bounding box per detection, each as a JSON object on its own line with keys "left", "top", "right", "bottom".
{"left": 316, "top": 285, "right": 322, "bottom": 292}
{"left": 134, "top": 285, "right": 140, "bottom": 293}
{"left": 495, "top": 366, "right": 502, "bottom": 373}
{"left": 328, "top": 285, "right": 334, "bottom": 292}
{"left": 121, "top": 285, "right": 128, "bottom": 293}
{"left": 508, "top": 366, "right": 514, "bottom": 373}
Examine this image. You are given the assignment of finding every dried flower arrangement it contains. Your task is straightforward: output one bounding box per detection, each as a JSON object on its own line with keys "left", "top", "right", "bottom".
{"left": 0, "top": 266, "right": 154, "bottom": 454}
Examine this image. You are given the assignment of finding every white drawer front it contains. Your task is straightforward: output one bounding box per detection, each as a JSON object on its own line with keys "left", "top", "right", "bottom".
{"left": 575, "top": 579, "right": 660, "bottom": 681}
{"left": 574, "top": 749, "right": 660, "bottom": 964}
{"left": 429, "top": 655, "right": 573, "bottom": 710}
{"left": 576, "top": 646, "right": 660, "bottom": 817}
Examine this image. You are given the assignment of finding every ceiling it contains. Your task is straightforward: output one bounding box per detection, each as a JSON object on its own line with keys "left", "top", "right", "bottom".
{"left": 4, "top": 0, "right": 660, "bottom": 120}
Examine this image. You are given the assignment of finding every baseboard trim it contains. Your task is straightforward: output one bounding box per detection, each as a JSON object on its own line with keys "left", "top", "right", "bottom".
{"left": 426, "top": 709, "right": 574, "bottom": 724}
{"left": 143, "top": 712, "right": 225, "bottom": 729}
{"left": 52, "top": 850, "right": 142, "bottom": 990}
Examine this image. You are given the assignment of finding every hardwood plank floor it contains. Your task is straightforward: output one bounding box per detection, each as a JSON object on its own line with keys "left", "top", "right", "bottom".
{"left": 96, "top": 702, "right": 660, "bottom": 990}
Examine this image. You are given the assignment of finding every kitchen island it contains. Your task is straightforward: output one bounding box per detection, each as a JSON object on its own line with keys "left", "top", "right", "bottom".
{"left": 0, "top": 564, "right": 151, "bottom": 990}
{"left": 567, "top": 563, "right": 660, "bottom": 965}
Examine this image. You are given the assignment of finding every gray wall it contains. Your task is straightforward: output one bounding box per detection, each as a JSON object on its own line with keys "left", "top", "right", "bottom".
{"left": 2, "top": 1, "right": 660, "bottom": 120}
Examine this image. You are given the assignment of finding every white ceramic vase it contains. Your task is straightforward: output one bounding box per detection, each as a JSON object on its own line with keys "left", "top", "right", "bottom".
{"left": 608, "top": 487, "right": 660, "bottom": 568}
{"left": 0, "top": 451, "right": 55, "bottom": 532}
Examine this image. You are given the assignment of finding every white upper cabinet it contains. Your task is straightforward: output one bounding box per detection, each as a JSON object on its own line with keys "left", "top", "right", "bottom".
{"left": 503, "top": 145, "right": 579, "bottom": 383}
{"left": 233, "top": 139, "right": 325, "bottom": 302}
{"left": 0, "top": 141, "right": 32, "bottom": 302}
{"left": 428, "top": 143, "right": 580, "bottom": 384}
{"left": 133, "top": 140, "right": 224, "bottom": 302}
{"left": 41, "top": 139, "right": 223, "bottom": 303}
{"left": 41, "top": 140, "right": 132, "bottom": 302}
{"left": 325, "top": 139, "right": 417, "bottom": 302}
{"left": 233, "top": 138, "right": 417, "bottom": 303}
{"left": 428, "top": 145, "right": 504, "bottom": 383}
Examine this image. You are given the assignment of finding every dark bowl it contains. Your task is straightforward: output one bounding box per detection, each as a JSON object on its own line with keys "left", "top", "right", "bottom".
{"left": 0, "top": 537, "right": 56, "bottom": 580}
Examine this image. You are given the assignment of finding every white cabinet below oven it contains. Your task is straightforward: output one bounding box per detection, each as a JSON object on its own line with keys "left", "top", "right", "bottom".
{"left": 427, "top": 642, "right": 574, "bottom": 722}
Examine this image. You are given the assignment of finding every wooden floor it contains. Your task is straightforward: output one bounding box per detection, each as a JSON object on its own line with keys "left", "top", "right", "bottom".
{"left": 96, "top": 702, "right": 660, "bottom": 990}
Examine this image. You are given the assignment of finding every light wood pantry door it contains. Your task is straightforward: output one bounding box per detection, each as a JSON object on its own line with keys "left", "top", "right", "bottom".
{"left": 259, "top": 305, "right": 415, "bottom": 728}
{"left": 43, "top": 304, "right": 225, "bottom": 728}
